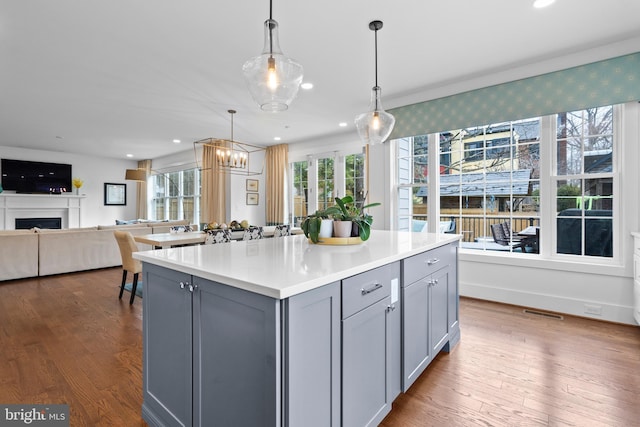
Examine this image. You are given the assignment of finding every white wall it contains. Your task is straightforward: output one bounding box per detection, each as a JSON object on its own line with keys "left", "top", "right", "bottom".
{"left": 0, "top": 146, "right": 138, "bottom": 226}
{"left": 228, "top": 150, "right": 265, "bottom": 227}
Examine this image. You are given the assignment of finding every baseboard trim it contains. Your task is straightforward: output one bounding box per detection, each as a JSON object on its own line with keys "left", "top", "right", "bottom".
{"left": 460, "top": 281, "right": 637, "bottom": 325}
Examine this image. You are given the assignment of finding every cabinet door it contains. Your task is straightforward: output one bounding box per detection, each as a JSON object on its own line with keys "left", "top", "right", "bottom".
{"left": 430, "top": 267, "right": 449, "bottom": 355}
{"left": 284, "top": 282, "right": 341, "bottom": 427}
{"left": 192, "top": 277, "right": 279, "bottom": 427}
{"left": 142, "top": 265, "right": 193, "bottom": 427}
{"left": 402, "top": 278, "right": 430, "bottom": 392}
{"left": 342, "top": 296, "right": 392, "bottom": 427}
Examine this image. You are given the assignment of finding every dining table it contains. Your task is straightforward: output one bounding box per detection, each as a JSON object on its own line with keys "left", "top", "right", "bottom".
{"left": 517, "top": 225, "right": 540, "bottom": 253}
{"left": 134, "top": 226, "right": 305, "bottom": 249}
{"left": 134, "top": 231, "right": 207, "bottom": 249}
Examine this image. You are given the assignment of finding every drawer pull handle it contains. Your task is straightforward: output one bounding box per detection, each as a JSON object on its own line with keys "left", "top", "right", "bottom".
{"left": 361, "top": 283, "right": 383, "bottom": 295}
{"left": 426, "top": 258, "right": 440, "bottom": 266}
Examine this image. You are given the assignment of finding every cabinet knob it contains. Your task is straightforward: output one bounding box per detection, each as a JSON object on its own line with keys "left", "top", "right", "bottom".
{"left": 189, "top": 284, "right": 198, "bottom": 292}
{"left": 387, "top": 304, "right": 396, "bottom": 312}
{"left": 179, "top": 282, "right": 189, "bottom": 289}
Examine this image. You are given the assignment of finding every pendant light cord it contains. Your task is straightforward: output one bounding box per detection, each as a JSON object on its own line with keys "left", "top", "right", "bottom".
{"left": 269, "top": 0, "right": 274, "bottom": 55}
{"left": 374, "top": 27, "right": 378, "bottom": 88}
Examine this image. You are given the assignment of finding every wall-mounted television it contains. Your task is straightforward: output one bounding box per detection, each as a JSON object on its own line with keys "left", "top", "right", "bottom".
{"left": 1, "top": 158, "right": 72, "bottom": 194}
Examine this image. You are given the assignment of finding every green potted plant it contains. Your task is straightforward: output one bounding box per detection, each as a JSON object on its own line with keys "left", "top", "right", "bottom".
{"left": 300, "top": 208, "right": 334, "bottom": 243}
{"left": 333, "top": 195, "right": 380, "bottom": 241}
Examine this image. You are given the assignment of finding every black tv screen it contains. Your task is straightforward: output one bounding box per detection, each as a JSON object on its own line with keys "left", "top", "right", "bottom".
{"left": 1, "top": 158, "right": 72, "bottom": 194}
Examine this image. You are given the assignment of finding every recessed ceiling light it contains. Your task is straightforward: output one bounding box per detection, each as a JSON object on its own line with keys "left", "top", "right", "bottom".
{"left": 126, "top": 154, "right": 133, "bottom": 158}
{"left": 173, "top": 139, "right": 181, "bottom": 144}
{"left": 339, "top": 122, "right": 348, "bottom": 127}
{"left": 533, "top": 0, "right": 555, "bottom": 8}
{"left": 300, "top": 82, "right": 313, "bottom": 90}
{"left": 274, "top": 137, "right": 282, "bottom": 141}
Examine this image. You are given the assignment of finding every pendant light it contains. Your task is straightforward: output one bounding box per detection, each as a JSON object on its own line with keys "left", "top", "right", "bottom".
{"left": 242, "top": 0, "right": 303, "bottom": 112}
{"left": 354, "top": 20, "right": 395, "bottom": 145}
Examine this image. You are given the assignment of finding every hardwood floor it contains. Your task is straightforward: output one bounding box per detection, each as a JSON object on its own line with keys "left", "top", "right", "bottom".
{"left": 1, "top": 268, "right": 639, "bottom": 426}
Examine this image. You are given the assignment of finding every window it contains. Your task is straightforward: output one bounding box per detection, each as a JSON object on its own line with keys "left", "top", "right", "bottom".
{"left": 317, "top": 157, "right": 334, "bottom": 211}
{"left": 554, "top": 106, "right": 614, "bottom": 257}
{"left": 290, "top": 150, "right": 367, "bottom": 220}
{"left": 397, "top": 135, "right": 429, "bottom": 232}
{"left": 291, "top": 160, "right": 308, "bottom": 222}
{"left": 396, "top": 104, "right": 620, "bottom": 260}
{"left": 439, "top": 119, "right": 541, "bottom": 251}
{"left": 345, "top": 153, "right": 366, "bottom": 205}
{"left": 150, "top": 168, "right": 201, "bottom": 225}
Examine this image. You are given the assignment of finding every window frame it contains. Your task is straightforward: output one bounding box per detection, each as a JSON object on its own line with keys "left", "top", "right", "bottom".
{"left": 149, "top": 168, "right": 201, "bottom": 225}
{"left": 395, "top": 104, "right": 625, "bottom": 266}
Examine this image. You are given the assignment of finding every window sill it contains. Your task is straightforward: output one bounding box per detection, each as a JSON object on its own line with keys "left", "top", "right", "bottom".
{"left": 458, "top": 248, "right": 630, "bottom": 278}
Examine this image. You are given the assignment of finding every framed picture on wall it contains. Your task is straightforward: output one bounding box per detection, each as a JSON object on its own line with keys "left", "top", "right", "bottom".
{"left": 246, "top": 193, "right": 259, "bottom": 206}
{"left": 104, "top": 183, "right": 126, "bottom": 205}
{"left": 246, "top": 179, "right": 258, "bottom": 192}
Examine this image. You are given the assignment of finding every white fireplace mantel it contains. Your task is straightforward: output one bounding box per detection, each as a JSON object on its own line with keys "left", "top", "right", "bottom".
{"left": 0, "top": 193, "right": 85, "bottom": 230}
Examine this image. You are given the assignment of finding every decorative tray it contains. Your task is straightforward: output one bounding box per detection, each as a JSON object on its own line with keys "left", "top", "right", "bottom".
{"left": 309, "top": 237, "right": 364, "bottom": 246}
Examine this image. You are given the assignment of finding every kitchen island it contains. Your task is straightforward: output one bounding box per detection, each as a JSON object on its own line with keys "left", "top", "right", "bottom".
{"left": 134, "top": 230, "right": 460, "bottom": 427}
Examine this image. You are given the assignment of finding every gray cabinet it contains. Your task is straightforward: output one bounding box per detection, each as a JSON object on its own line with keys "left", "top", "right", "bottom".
{"left": 341, "top": 262, "right": 400, "bottom": 427}
{"left": 142, "top": 264, "right": 280, "bottom": 427}
{"left": 142, "top": 263, "right": 341, "bottom": 427}
{"left": 142, "top": 265, "right": 193, "bottom": 427}
{"left": 141, "top": 241, "right": 457, "bottom": 426}
{"left": 401, "top": 242, "right": 459, "bottom": 392}
{"left": 283, "top": 281, "right": 341, "bottom": 427}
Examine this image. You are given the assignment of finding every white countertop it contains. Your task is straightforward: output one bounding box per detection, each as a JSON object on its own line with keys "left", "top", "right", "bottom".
{"left": 133, "top": 230, "right": 461, "bottom": 299}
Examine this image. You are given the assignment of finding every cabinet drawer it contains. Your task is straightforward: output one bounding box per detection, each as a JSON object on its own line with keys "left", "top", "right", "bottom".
{"left": 342, "top": 263, "right": 395, "bottom": 319}
{"left": 402, "top": 243, "right": 455, "bottom": 287}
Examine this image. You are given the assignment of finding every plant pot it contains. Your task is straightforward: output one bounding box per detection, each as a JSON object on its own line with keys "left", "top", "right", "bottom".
{"left": 333, "top": 220, "right": 353, "bottom": 238}
{"left": 319, "top": 219, "right": 334, "bottom": 238}
{"left": 351, "top": 222, "right": 360, "bottom": 238}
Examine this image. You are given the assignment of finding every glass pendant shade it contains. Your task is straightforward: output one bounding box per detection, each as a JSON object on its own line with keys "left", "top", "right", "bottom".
{"left": 242, "top": 19, "right": 303, "bottom": 112}
{"left": 354, "top": 86, "right": 395, "bottom": 145}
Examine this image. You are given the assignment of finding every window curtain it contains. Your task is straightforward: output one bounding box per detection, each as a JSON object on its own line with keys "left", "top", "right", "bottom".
{"left": 136, "top": 159, "right": 151, "bottom": 219}
{"left": 265, "top": 144, "right": 288, "bottom": 225}
{"left": 201, "top": 144, "right": 227, "bottom": 224}
{"left": 388, "top": 52, "right": 640, "bottom": 139}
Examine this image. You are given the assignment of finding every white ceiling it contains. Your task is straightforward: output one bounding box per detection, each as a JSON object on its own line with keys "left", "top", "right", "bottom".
{"left": 2, "top": 0, "right": 640, "bottom": 161}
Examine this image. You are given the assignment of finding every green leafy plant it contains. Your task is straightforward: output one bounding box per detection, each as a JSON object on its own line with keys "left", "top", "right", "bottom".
{"left": 300, "top": 209, "right": 331, "bottom": 244}
{"left": 337, "top": 195, "right": 381, "bottom": 241}
{"left": 302, "top": 196, "right": 381, "bottom": 242}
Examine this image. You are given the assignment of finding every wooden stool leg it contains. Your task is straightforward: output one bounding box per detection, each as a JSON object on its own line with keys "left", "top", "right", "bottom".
{"left": 119, "top": 270, "right": 127, "bottom": 299}
{"left": 129, "top": 273, "right": 139, "bottom": 305}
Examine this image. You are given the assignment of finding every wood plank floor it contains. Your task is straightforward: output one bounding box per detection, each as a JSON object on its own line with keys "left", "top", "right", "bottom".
{"left": 1, "top": 268, "right": 639, "bottom": 426}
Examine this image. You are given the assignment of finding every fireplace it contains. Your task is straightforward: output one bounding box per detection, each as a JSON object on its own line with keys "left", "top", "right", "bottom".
{"left": 16, "top": 217, "right": 62, "bottom": 229}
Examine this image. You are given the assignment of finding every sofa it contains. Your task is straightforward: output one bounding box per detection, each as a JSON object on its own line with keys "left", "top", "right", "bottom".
{"left": 0, "top": 219, "right": 190, "bottom": 281}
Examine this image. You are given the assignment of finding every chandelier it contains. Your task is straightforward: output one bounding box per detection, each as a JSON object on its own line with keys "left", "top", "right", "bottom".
{"left": 195, "top": 110, "right": 265, "bottom": 176}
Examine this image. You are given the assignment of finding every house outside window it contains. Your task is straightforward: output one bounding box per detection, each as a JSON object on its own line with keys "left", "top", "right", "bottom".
{"left": 396, "top": 104, "right": 618, "bottom": 259}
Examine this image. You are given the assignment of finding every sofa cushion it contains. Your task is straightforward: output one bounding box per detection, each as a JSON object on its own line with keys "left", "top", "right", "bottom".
{"left": 0, "top": 232, "right": 39, "bottom": 281}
